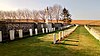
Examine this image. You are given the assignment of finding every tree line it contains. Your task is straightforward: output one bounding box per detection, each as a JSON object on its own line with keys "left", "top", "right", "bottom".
{"left": 0, "top": 4, "right": 71, "bottom": 22}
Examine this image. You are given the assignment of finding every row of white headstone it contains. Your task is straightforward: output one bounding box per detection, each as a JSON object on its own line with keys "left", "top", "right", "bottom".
{"left": 53, "top": 25, "right": 78, "bottom": 44}
{"left": 53, "top": 31, "right": 67, "bottom": 44}
{"left": 0, "top": 28, "right": 56, "bottom": 42}
{"left": 53, "top": 26, "right": 72, "bottom": 44}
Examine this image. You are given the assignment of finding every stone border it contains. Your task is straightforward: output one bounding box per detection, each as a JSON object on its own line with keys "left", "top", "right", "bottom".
{"left": 84, "top": 25, "right": 100, "bottom": 41}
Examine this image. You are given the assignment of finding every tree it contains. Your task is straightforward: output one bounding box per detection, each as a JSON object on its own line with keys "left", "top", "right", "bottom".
{"left": 38, "top": 10, "right": 46, "bottom": 22}
{"left": 0, "top": 11, "right": 4, "bottom": 20}
{"left": 0, "top": 4, "right": 71, "bottom": 23}
{"left": 62, "top": 8, "right": 72, "bottom": 24}
{"left": 52, "top": 4, "right": 62, "bottom": 23}
{"left": 22, "top": 9, "right": 32, "bottom": 22}
{"left": 32, "top": 10, "right": 39, "bottom": 22}
{"left": 48, "top": 7, "right": 54, "bottom": 22}
{"left": 16, "top": 9, "right": 23, "bottom": 21}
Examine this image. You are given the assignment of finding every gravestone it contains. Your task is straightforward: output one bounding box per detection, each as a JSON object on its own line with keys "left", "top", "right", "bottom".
{"left": 47, "top": 23, "right": 52, "bottom": 32}
{"left": 53, "top": 33, "right": 56, "bottom": 44}
{"left": 54, "top": 28, "right": 55, "bottom": 31}
{"left": 59, "top": 32, "right": 61, "bottom": 40}
{"left": 35, "top": 28, "right": 38, "bottom": 35}
{"left": 42, "top": 28, "right": 45, "bottom": 33}
{"left": 62, "top": 31, "right": 64, "bottom": 38}
{"left": 9, "top": 30, "right": 15, "bottom": 40}
{"left": 41, "top": 24, "right": 43, "bottom": 28}
{"left": 46, "top": 28, "right": 48, "bottom": 33}
{"left": 29, "top": 29, "right": 33, "bottom": 36}
{"left": 64, "top": 31, "right": 65, "bottom": 36}
{"left": 52, "top": 28, "right": 53, "bottom": 32}
{"left": 0, "top": 31, "right": 2, "bottom": 42}
{"left": 19, "top": 29, "right": 23, "bottom": 38}
{"left": 49, "top": 28, "right": 51, "bottom": 32}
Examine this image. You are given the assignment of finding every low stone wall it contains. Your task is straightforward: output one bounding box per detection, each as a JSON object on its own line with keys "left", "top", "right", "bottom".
{"left": 84, "top": 25, "right": 100, "bottom": 41}
{"left": 53, "top": 23, "right": 63, "bottom": 30}
{"left": 0, "top": 21, "right": 68, "bottom": 42}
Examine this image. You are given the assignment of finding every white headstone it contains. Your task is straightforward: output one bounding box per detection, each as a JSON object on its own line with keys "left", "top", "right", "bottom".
{"left": 63, "top": 31, "right": 65, "bottom": 36}
{"left": 19, "top": 29, "right": 23, "bottom": 38}
{"left": 46, "top": 28, "right": 48, "bottom": 33}
{"left": 52, "top": 28, "right": 54, "bottom": 31}
{"left": 62, "top": 31, "right": 64, "bottom": 38}
{"left": 41, "top": 24, "right": 43, "bottom": 28}
{"left": 42, "top": 28, "right": 45, "bottom": 33}
{"left": 60, "top": 27, "right": 61, "bottom": 30}
{"left": 64, "top": 31, "right": 65, "bottom": 36}
{"left": 58, "top": 27, "right": 60, "bottom": 30}
{"left": 9, "top": 30, "right": 15, "bottom": 40}
{"left": 61, "top": 27, "right": 62, "bottom": 30}
{"left": 49, "top": 28, "right": 51, "bottom": 32}
{"left": 29, "top": 29, "right": 33, "bottom": 36}
{"left": 53, "top": 33, "right": 56, "bottom": 44}
{"left": 0, "top": 31, "right": 2, "bottom": 42}
{"left": 51, "top": 28, "right": 54, "bottom": 32}
{"left": 59, "top": 32, "right": 61, "bottom": 40}
{"left": 51, "top": 28, "right": 52, "bottom": 32}
{"left": 35, "top": 28, "right": 38, "bottom": 35}
{"left": 54, "top": 28, "right": 55, "bottom": 31}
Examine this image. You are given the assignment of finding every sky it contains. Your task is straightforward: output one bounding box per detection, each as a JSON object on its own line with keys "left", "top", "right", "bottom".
{"left": 0, "top": 0, "right": 100, "bottom": 20}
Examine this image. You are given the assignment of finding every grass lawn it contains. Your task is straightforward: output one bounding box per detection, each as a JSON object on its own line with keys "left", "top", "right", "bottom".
{"left": 0, "top": 26, "right": 100, "bottom": 56}
{"left": 63, "top": 26, "right": 100, "bottom": 56}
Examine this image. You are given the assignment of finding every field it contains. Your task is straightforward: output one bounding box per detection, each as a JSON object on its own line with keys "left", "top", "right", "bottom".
{"left": 0, "top": 26, "right": 100, "bottom": 56}
{"left": 3, "top": 19, "right": 100, "bottom": 25}
{"left": 71, "top": 20, "right": 100, "bottom": 25}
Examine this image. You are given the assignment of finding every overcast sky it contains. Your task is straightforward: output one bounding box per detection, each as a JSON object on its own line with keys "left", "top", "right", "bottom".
{"left": 0, "top": 0, "right": 100, "bottom": 20}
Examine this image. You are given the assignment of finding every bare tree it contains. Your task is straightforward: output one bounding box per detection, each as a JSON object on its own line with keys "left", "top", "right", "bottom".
{"left": 0, "top": 4, "right": 69, "bottom": 23}
{"left": 48, "top": 7, "right": 54, "bottom": 22}
{"left": 52, "top": 4, "right": 62, "bottom": 23}
{"left": 0, "top": 11, "right": 4, "bottom": 20}
{"left": 16, "top": 9, "right": 23, "bottom": 21}
{"left": 32, "top": 10, "right": 39, "bottom": 22}
{"left": 38, "top": 10, "right": 46, "bottom": 22}
{"left": 22, "top": 9, "right": 32, "bottom": 22}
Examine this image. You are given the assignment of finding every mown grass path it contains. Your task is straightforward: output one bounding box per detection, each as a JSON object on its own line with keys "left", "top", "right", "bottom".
{"left": 63, "top": 26, "right": 100, "bottom": 56}
{"left": 0, "top": 26, "right": 100, "bottom": 56}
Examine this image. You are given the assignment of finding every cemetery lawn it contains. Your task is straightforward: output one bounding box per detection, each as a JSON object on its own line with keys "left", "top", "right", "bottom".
{"left": 0, "top": 26, "right": 100, "bottom": 56}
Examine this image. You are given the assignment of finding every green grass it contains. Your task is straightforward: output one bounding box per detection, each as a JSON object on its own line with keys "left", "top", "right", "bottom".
{"left": 0, "top": 26, "right": 100, "bottom": 56}
{"left": 63, "top": 26, "right": 100, "bottom": 56}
